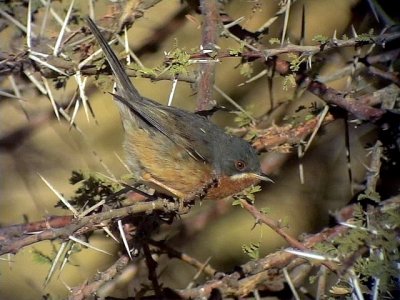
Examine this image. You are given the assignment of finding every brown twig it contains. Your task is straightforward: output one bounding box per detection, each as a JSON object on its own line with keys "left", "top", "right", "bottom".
{"left": 149, "top": 239, "right": 217, "bottom": 277}
{"left": 239, "top": 199, "right": 307, "bottom": 251}
{"left": 357, "top": 84, "right": 400, "bottom": 107}
{"left": 196, "top": 0, "right": 220, "bottom": 111}
{"left": 69, "top": 255, "right": 130, "bottom": 300}
{"left": 305, "top": 79, "right": 385, "bottom": 121}
{"left": 0, "top": 199, "right": 179, "bottom": 255}
{"left": 0, "top": 215, "right": 74, "bottom": 238}
{"left": 367, "top": 65, "right": 400, "bottom": 87}
{"left": 251, "top": 113, "right": 335, "bottom": 152}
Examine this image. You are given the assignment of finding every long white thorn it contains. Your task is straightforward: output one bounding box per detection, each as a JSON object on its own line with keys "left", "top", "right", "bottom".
{"left": 69, "top": 235, "right": 112, "bottom": 255}
{"left": 23, "top": 70, "right": 47, "bottom": 94}
{"left": 38, "top": 174, "right": 79, "bottom": 217}
{"left": 118, "top": 220, "right": 133, "bottom": 260}
{"left": 53, "top": 0, "right": 75, "bottom": 56}
{"left": 44, "top": 242, "right": 67, "bottom": 286}
{"left": 167, "top": 78, "right": 178, "bottom": 106}
{"left": 27, "top": 0, "right": 33, "bottom": 49}
{"left": 42, "top": 76, "right": 60, "bottom": 120}
{"left": 29, "top": 54, "right": 68, "bottom": 76}
{"left": 74, "top": 71, "right": 90, "bottom": 122}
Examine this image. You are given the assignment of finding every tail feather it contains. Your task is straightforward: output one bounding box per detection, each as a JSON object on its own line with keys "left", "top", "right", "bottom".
{"left": 86, "top": 17, "right": 175, "bottom": 138}
{"left": 85, "top": 17, "right": 141, "bottom": 101}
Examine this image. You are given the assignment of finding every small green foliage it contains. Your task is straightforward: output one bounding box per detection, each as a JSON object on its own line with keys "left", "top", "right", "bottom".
{"left": 69, "top": 170, "right": 85, "bottom": 184}
{"left": 228, "top": 48, "right": 241, "bottom": 56}
{"left": 121, "top": 173, "right": 136, "bottom": 182}
{"left": 288, "top": 53, "right": 306, "bottom": 72}
{"left": 385, "top": 208, "right": 400, "bottom": 228}
{"left": 304, "top": 114, "right": 314, "bottom": 121}
{"left": 313, "top": 240, "right": 338, "bottom": 256}
{"left": 242, "top": 242, "right": 260, "bottom": 260}
{"left": 312, "top": 34, "right": 329, "bottom": 44}
{"left": 138, "top": 66, "right": 159, "bottom": 77}
{"left": 355, "top": 34, "right": 373, "bottom": 42}
{"left": 228, "top": 42, "right": 246, "bottom": 56}
{"left": 164, "top": 47, "right": 191, "bottom": 76}
{"left": 279, "top": 216, "right": 290, "bottom": 228}
{"left": 269, "top": 37, "right": 281, "bottom": 45}
{"left": 57, "top": 171, "right": 123, "bottom": 211}
{"left": 341, "top": 34, "right": 349, "bottom": 40}
{"left": 232, "top": 185, "right": 262, "bottom": 206}
{"left": 282, "top": 74, "right": 296, "bottom": 90}
{"left": 31, "top": 248, "right": 53, "bottom": 265}
{"left": 355, "top": 29, "right": 375, "bottom": 42}
{"left": 232, "top": 199, "right": 242, "bottom": 207}
{"left": 308, "top": 274, "right": 317, "bottom": 284}
{"left": 260, "top": 207, "right": 271, "bottom": 214}
{"left": 246, "top": 185, "right": 262, "bottom": 202}
{"left": 351, "top": 204, "right": 366, "bottom": 227}
{"left": 357, "top": 189, "right": 381, "bottom": 202}
{"left": 239, "top": 62, "right": 254, "bottom": 78}
{"left": 243, "top": 129, "right": 258, "bottom": 142}
{"left": 337, "top": 225, "right": 369, "bottom": 254}
{"left": 284, "top": 103, "right": 321, "bottom": 125}
{"left": 233, "top": 111, "right": 253, "bottom": 127}
{"left": 313, "top": 203, "right": 400, "bottom": 296}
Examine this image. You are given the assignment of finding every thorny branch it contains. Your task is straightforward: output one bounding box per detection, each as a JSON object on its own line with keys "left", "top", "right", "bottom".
{"left": 0, "top": 198, "right": 179, "bottom": 256}
{"left": 69, "top": 255, "right": 130, "bottom": 300}
{"left": 196, "top": 0, "right": 220, "bottom": 111}
{"left": 239, "top": 199, "right": 307, "bottom": 251}
{"left": 1, "top": 1, "right": 400, "bottom": 299}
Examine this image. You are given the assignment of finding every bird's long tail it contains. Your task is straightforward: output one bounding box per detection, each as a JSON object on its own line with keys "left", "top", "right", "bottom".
{"left": 85, "top": 17, "right": 141, "bottom": 102}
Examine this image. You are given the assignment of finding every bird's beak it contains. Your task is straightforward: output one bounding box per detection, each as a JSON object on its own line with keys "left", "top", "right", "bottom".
{"left": 252, "top": 173, "right": 274, "bottom": 183}
{"left": 229, "top": 172, "right": 274, "bottom": 183}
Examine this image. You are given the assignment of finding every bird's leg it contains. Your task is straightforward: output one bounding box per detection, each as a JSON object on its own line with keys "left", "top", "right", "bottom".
{"left": 142, "top": 173, "right": 184, "bottom": 197}
{"left": 142, "top": 173, "right": 189, "bottom": 212}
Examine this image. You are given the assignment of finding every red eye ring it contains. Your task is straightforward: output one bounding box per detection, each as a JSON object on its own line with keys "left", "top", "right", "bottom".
{"left": 235, "top": 160, "right": 246, "bottom": 171}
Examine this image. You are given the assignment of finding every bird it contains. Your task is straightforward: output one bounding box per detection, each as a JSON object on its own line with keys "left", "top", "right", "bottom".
{"left": 86, "top": 17, "right": 271, "bottom": 202}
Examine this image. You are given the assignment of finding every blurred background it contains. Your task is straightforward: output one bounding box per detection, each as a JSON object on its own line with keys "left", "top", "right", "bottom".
{"left": 0, "top": 0, "right": 396, "bottom": 298}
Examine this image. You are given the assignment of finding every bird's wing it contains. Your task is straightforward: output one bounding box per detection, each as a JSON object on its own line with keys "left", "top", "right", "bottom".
{"left": 86, "top": 17, "right": 209, "bottom": 162}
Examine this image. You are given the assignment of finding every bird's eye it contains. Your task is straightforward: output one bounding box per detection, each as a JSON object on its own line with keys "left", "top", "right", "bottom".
{"left": 234, "top": 160, "right": 246, "bottom": 171}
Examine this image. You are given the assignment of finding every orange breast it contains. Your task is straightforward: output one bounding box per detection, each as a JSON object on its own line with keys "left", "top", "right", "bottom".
{"left": 124, "top": 127, "right": 213, "bottom": 198}
{"left": 205, "top": 175, "right": 260, "bottom": 200}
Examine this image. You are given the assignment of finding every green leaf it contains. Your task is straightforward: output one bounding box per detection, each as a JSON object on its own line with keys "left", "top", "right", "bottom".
{"left": 283, "top": 74, "right": 296, "bottom": 91}
{"left": 233, "top": 111, "right": 253, "bottom": 127}
{"left": 269, "top": 37, "right": 281, "bottom": 45}
{"left": 312, "top": 34, "right": 329, "bottom": 44}
{"left": 31, "top": 248, "right": 53, "bottom": 265}
{"left": 242, "top": 242, "right": 260, "bottom": 260}
{"left": 239, "top": 62, "right": 253, "bottom": 78}
{"left": 260, "top": 207, "right": 271, "bottom": 214}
